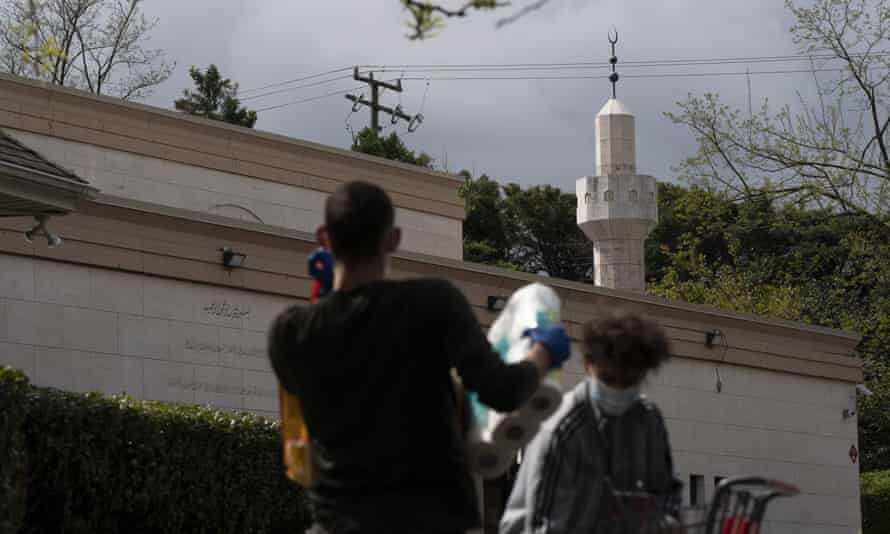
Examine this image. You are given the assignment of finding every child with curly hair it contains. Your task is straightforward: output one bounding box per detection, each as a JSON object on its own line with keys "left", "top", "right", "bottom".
{"left": 500, "top": 312, "right": 683, "bottom": 534}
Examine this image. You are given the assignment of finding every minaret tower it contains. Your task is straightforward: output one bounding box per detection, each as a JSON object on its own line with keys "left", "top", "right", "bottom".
{"left": 576, "top": 30, "right": 657, "bottom": 291}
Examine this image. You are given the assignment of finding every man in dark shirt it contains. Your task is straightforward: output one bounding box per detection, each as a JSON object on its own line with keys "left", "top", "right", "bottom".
{"left": 268, "top": 181, "right": 571, "bottom": 534}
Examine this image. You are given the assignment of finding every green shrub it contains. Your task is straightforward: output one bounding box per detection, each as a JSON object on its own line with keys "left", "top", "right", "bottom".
{"left": 0, "top": 367, "right": 29, "bottom": 534}
{"left": 0, "top": 366, "right": 310, "bottom": 534}
{"left": 862, "top": 469, "right": 890, "bottom": 533}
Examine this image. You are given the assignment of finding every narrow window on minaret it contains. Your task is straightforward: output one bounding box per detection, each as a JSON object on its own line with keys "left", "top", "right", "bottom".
{"left": 629, "top": 190, "right": 638, "bottom": 201}
{"left": 604, "top": 191, "right": 614, "bottom": 201}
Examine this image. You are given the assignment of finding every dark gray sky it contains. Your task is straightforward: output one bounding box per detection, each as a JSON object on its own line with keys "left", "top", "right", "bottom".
{"left": 142, "top": 0, "right": 811, "bottom": 192}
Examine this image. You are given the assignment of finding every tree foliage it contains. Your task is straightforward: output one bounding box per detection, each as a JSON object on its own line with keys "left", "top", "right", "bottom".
{"left": 862, "top": 469, "right": 890, "bottom": 532}
{"left": 459, "top": 171, "right": 591, "bottom": 279}
{"left": 350, "top": 126, "right": 434, "bottom": 167}
{"left": 460, "top": 170, "right": 511, "bottom": 266}
{"left": 663, "top": 0, "right": 890, "bottom": 470}
{"left": 666, "top": 0, "right": 890, "bottom": 219}
{"left": 174, "top": 64, "right": 257, "bottom": 128}
{"left": 645, "top": 183, "right": 890, "bottom": 470}
{"left": 501, "top": 182, "right": 591, "bottom": 280}
{"left": 0, "top": 0, "right": 173, "bottom": 100}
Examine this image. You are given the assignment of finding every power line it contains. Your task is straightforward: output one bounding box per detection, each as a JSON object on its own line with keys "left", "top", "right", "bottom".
{"left": 240, "top": 66, "right": 352, "bottom": 95}
{"left": 359, "top": 56, "right": 860, "bottom": 74}
{"left": 399, "top": 66, "right": 865, "bottom": 82}
{"left": 241, "top": 51, "right": 889, "bottom": 102}
{"left": 239, "top": 52, "right": 890, "bottom": 103}
{"left": 247, "top": 53, "right": 889, "bottom": 113}
{"left": 254, "top": 85, "right": 366, "bottom": 113}
{"left": 240, "top": 74, "right": 353, "bottom": 101}
{"left": 359, "top": 51, "right": 890, "bottom": 72}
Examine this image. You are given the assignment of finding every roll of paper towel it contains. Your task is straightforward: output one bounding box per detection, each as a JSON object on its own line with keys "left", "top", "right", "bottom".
{"left": 466, "top": 439, "right": 516, "bottom": 480}
{"left": 490, "top": 414, "right": 539, "bottom": 449}
{"left": 465, "top": 283, "right": 565, "bottom": 479}
{"left": 518, "top": 378, "right": 563, "bottom": 421}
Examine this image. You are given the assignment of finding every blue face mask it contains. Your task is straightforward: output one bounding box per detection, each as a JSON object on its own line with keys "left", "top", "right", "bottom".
{"left": 588, "top": 377, "right": 641, "bottom": 416}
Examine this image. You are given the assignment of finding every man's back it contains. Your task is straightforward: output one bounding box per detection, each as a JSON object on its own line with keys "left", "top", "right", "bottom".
{"left": 269, "top": 278, "right": 540, "bottom": 532}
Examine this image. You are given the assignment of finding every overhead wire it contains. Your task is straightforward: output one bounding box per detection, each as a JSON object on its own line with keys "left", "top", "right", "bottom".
{"left": 247, "top": 51, "right": 890, "bottom": 112}
{"left": 239, "top": 66, "right": 352, "bottom": 95}
{"left": 358, "top": 51, "right": 890, "bottom": 72}
{"left": 240, "top": 51, "right": 890, "bottom": 104}
{"left": 254, "top": 79, "right": 401, "bottom": 113}
{"left": 240, "top": 52, "right": 883, "bottom": 103}
{"left": 254, "top": 85, "right": 366, "bottom": 113}
{"left": 397, "top": 67, "right": 868, "bottom": 82}
{"left": 240, "top": 74, "right": 353, "bottom": 101}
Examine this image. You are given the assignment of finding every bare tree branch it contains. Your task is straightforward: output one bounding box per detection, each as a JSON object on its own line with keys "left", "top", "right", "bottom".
{"left": 495, "top": 0, "right": 552, "bottom": 28}
{"left": 668, "top": 0, "right": 890, "bottom": 218}
{"left": 0, "top": 0, "right": 172, "bottom": 100}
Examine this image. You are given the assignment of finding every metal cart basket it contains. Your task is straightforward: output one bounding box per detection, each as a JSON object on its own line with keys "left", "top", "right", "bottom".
{"left": 604, "top": 476, "right": 800, "bottom": 534}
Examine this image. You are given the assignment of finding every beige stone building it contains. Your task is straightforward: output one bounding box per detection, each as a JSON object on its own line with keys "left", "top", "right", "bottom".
{"left": 0, "top": 74, "right": 864, "bottom": 533}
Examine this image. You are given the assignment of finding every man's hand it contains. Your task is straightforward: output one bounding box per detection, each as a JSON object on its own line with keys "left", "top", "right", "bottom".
{"left": 523, "top": 326, "right": 571, "bottom": 373}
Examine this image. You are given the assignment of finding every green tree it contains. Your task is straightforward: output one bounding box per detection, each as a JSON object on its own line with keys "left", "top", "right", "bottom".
{"left": 645, "top": 184, "right": 890, "bottom": 470}
{"left": 500, "top": 183, "right": 591, "bottom": 281}
{"left": 664, "top": 0, "right": 890, "bottom": 468}
{"left": 350, "top": 127, "right": 433, "bottom": 167}
{"left": 174, "top": 64, "right": 257, "bottom": 128}
{"left": 459, "top": 170, "right": 512, "bottom": 266}
{"left": 666, "top": 0, "right": 890, "bottom": 219}
{"left": 0, "top": 0, "right": 173, "bottom": 100}
{"left": 458, "top": 172, "right": 589, "bottom": 278}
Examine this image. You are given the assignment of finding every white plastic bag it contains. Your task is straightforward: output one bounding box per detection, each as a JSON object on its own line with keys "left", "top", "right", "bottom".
{"left": 466, "top": 283, "right": 565, "bottom": 478}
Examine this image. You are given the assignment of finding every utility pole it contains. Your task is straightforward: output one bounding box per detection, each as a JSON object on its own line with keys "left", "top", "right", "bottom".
{"left": 346, "top": 67, "right": 423, "bottom": 132}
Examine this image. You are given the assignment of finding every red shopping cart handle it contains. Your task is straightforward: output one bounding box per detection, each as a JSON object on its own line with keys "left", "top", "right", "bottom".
{"left": 720, "top": 517, "right": 753, "bottom": 534}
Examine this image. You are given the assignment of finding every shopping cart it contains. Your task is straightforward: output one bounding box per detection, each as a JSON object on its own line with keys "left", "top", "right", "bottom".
{"left": 699, "top": 476, "right": 800, "bottom": 534}
{"left": 603, "top": 476, "right": 800, "bottom": 534}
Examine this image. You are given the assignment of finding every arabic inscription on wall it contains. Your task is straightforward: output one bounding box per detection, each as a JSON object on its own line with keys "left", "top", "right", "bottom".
{"left": 202, "top": 299, "right": 252, "bottom": 319}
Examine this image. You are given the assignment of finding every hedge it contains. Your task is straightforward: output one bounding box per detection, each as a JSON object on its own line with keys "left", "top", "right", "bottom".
{"left": 862, "top": 469, "right": 890, "bottom": 533}
{"left": 0, "top": 367, "right": 28, "bottom": 534}
{"left": 0, "top": 366, "right": 311, "bottom": 534}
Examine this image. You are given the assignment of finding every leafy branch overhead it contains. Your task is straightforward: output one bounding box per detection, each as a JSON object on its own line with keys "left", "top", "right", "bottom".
{"left": 666, "top": 0, "right": 890, "bottom": 220}
{"left": 0, "top": 0, "right": 174, "bottom": 100}
{"left": 401, "top": 0, "right": 552, "bottom": 40}
{"left": 174, "top": 64, "right": 257, "bottom": 128}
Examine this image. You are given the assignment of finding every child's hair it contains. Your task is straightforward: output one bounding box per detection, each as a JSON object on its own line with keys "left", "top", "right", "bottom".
{"left": 324, "top": 181, "right": 395, "bottom": 263}
{"left": 582, "top": 312, "right": 671, "bottom": 379}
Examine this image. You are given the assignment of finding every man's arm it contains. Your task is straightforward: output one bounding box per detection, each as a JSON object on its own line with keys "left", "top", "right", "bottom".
{"left": 267, "top": 304, "right": 304, "bottom": 395}
{"left": 436, "top": 280, "right": 549, "bottom": 412}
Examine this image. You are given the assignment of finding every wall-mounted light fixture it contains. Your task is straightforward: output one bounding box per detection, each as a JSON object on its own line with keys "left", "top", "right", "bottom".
{"left": 487, "top": 296, "right": 508, "bottom": 312}
{"left": 706, "top": 329, "right": 726, "bottom": 393}
{"left": 220, "top": 247, "right": 247, "bottom": 269}
{"left": 705, "top": 329, "right": 723, "bottom": 348}
{"left": 24, "top": 214, "right": 62, "bottom": 248}
{"left": 844, "top": 384, "right": 873, "bottom": 420}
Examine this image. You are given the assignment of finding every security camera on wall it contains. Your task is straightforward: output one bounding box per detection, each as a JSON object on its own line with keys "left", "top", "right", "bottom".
{"left": 856, "top": 384, "right": 873, "bottom": 397}
{"left": 24, "top": 214, "right": 63, "bottom": 248}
